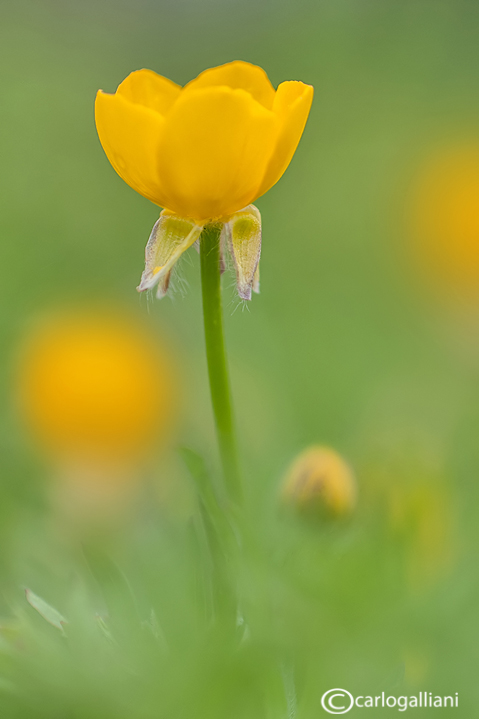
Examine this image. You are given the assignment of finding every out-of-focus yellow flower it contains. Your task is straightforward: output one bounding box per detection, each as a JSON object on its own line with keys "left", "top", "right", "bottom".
{"left": 95, "top": 61, "right": 313, "bottom": 300}
{"left": 409, "top": 143, "right": 479, "bottom": 300}
{"left": 389, "top": 481, "right": 456, "bottom": 593}
{"left": 16, "top": 311, "right": 175, "bottom": 463}
{"left": 281, "top": 445, "right": 357, "bottom": 519}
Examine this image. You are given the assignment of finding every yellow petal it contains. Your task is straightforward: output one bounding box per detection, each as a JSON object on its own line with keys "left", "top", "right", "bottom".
{"left": 156, "top": 86, "right": 278, "bottom": 221}
{"left": 183, "top": 60, "right": 275, "bottom": 110}
{"left": 117, "top": 69, "right": 181, "bottom": 115}
{"left": 254, "top": 81, "right": 313, "bottom": 199}
{"left": 95, "top": 90, "right": 170, "bottom": 207}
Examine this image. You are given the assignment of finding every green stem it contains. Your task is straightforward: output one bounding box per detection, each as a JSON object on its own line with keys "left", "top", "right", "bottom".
{"left": 200, "top": 223, "right": 242, "bottom": 505}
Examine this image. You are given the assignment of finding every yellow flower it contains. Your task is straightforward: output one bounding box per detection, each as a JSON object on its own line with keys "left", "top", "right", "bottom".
{"left": 16, "top": 310, "right": 176, "bottom": 463}
{"left": 389, "top": 481, "right": 456, "bottom": 593}
{"left": 95, "top": 61, "right": 313, "bottom": 299}
{"left": 95, "top": 61, "right": 313, "bottom": 221}
{"left": 409, "top": 143, "right": 479, "bottom": 301}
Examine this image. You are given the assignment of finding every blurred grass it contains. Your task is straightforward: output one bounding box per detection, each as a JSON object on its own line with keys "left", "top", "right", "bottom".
{"left": 1, "top": 0, "right": 479, "bottom": 715}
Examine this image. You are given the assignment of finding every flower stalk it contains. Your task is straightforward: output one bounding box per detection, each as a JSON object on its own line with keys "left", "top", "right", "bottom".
{"left": 200, "top": 224, "right": 242, "bottom": 506}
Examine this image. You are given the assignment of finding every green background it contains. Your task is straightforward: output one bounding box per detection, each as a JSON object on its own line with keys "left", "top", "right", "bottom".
{"left": 1, "top": 0, "right": 479, "bottom": 716}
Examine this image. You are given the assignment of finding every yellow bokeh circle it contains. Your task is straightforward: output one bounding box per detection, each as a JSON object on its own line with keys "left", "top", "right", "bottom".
{"left": 17, "top": 311, "right": 176, "bottom": 462}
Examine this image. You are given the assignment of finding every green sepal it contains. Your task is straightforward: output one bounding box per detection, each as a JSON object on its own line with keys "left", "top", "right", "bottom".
{"left": 137, "top": 211, "right": 203, "bottom": 298}
{"left": 226, "top": 204, "right": 262, "bottom": 300}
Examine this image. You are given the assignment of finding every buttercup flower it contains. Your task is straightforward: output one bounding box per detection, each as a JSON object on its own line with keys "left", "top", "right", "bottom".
{"left": 17, "top": 310, "right": 176, "bottom": 462}
{"left": 409, "top": 143, "right": 479, "bottom": 301}
{"left": 95, "top": 61, "right": 313, "bottom": 299}
{"left": 16, "top": 310, "right": 179, "bottom": 529}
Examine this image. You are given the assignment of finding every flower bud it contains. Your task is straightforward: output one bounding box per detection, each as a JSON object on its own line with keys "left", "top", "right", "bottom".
{"left": 281, "top": 445, "right": 357, "bottom": 519}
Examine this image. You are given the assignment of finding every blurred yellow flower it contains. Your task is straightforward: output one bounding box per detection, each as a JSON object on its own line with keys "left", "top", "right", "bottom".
{"left": 409, "top": 143, "right": 479, "bottom": 299}
{"left": 95, "top": 61, "right": 313, "bottom": 300}
{"left": 389, "top": 481, "right": 456, "bottom": 593}
{"left": 281, "top": 445, "right": 357, "bottom": 519}
{"left": 17, "top": 311, "right": 175, "bottom": 463}
{"left": 95, "top": 61, "right": 313, "bottom": 222}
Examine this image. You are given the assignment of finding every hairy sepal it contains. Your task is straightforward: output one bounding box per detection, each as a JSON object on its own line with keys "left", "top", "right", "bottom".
{"left": 227, "top": 205, "right": 261, "bottom": 300}
{"left": 137, "top": 211, "right": 203, "bottom": 298}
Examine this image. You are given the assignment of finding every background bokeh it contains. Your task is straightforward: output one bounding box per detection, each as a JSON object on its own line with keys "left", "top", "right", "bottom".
{"left": 2, "top": 0, "right": 479, "bottom": 716}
